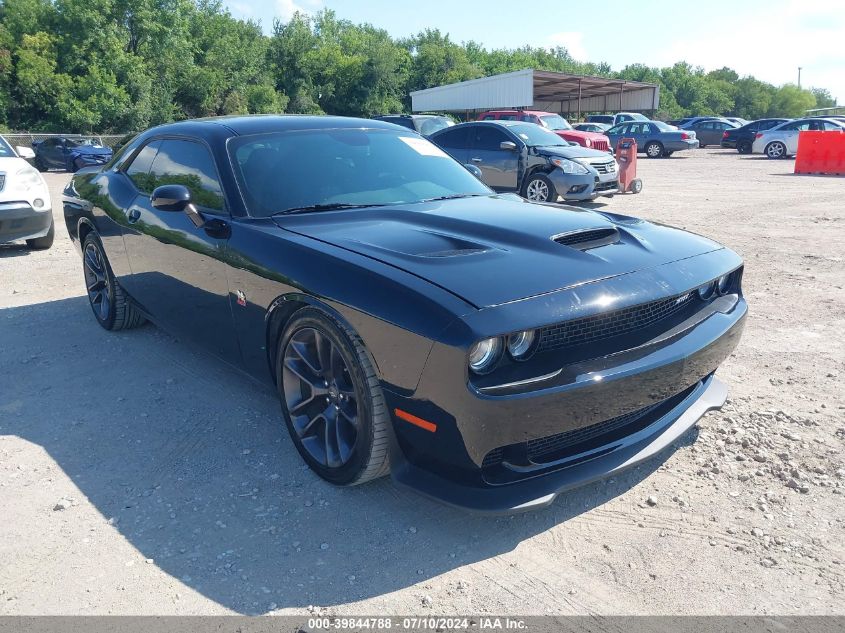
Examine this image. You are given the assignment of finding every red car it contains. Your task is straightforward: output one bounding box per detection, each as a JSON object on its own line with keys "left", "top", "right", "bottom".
{"left": 478, "top": 110, "right": 611, "bottom": 152}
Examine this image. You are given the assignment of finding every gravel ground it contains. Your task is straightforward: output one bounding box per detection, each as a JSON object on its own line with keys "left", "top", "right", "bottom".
{"left": 0, "top": 149, "right": 843, "bottom": 616}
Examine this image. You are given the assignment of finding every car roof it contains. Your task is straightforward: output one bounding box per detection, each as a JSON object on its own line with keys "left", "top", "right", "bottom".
{"left": 141, "top": 115, "right": 401, "bottom": 139}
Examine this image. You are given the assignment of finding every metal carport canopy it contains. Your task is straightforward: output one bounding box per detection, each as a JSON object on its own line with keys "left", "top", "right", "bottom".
{"left": 410, "top": 68, "right": 660, "bottom": 116}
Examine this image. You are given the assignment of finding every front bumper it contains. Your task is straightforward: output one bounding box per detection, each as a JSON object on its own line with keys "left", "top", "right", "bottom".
{"left": 0, "top": 201, "right": 53, "bottom": 243}
{"left": 391, "top": 374, "right": 726, "bottom": 513}
{"left": 550, "top": 169, "right": 619, "bottom": 201}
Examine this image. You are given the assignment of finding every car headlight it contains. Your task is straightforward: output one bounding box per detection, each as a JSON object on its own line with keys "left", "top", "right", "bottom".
{"left": 15, "top": 165, "right": 44, "bottom": 191}
{"left": 550, "top": 158, "right": 590, "bottom": 175}
{"left": 507, "top": 330, "right": 538, "bottom": 360}
{"left": 468, "top": 337, "right": 504, "bottom": 375}
{"left": 584, "top": 138, "right": 592, "bottom": 147}
{"left": 716, "top": 273, "right": 732, "bottom": 295}
{"left": 697, "top": 281, "right": 716, "bottom": 300}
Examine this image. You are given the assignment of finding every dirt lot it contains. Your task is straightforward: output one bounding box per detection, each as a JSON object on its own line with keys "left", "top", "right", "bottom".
{"left": 1, "top": 149, "right": 843, "bottom": 616}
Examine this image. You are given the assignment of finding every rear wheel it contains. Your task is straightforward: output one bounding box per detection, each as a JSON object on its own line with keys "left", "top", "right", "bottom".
{"left": 26, "top": 220, "right": 54, "bottom": 250}
{"left": 82, "top": 234, "right": 145, "bottom": 330}
{"left": 522, "top": 173, "right": 557, "bottom": 203}
{"left": 737, "top": 141, "right": 752, "bottom": 154}
{"left": 765, "top": 141, "right": 787, "bottom": 159}
{"left": 645, "top": 141, "right": 663, "bottom": 158}
{"left": 278, "top": 307, "right": 389, "bottom": 486}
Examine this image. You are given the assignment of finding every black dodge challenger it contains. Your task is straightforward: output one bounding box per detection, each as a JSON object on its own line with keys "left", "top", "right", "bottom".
{"left": 62, "top": 115, "right": 746, "bottom": 513}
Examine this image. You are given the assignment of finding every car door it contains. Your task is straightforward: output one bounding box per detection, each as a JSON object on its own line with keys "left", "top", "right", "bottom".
{"left": 626, "top": 122, "right": 650, "bottom": 149}
{"left": 605, "top": 123, "right": 629, "bottom": 152}
{"left": 42, "top": 138, "right": 62, "bottom": 167}
{"left": 778, "top": 120, "right": 811, "bottom": 154}
{"left": 430, "top": 126, "right": 471, "bottom": 165}
{"left": 120, "top": 137, "right": 239, "bottom": 362}
{"left": 467, "top": 126, "right": 520, "bottom": 191}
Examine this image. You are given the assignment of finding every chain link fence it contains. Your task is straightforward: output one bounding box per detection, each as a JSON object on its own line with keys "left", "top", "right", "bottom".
{"left": 2, "top": 132, "right": 132, "bottom": 149}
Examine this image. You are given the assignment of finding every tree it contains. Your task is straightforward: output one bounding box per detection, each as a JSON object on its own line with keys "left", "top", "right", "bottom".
{"left": 768, "top": 84, "right": 816, "bottom": 118}
{"left": 810, "top": 87, "right": 837, "bottom": 109}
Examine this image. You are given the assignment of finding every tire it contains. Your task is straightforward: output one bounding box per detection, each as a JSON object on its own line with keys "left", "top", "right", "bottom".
{"left": 81, "top": 233, "right": 145, "bottom": 331}
{"left": 645, "top": 141, "right": 663, "bottom": 158}
{"left": 277, "top": 306, "right": 389, "bottom": 486}
{"left": 699, "top": 144, "right": 707, "bottom": 149}
{"left": 737, "top": 141, "right": 752, "bottom": 155}
{"left": 522, "top": 173, "right": 557, "bottom": 203}
{"left": 765, "top": 141, "right": 787, "bottom": 159}
{"left": 26, "top": 220, "right": 54, "bottom": 250}
{"left": 662, "top": 150, "right": 674, "bottom": 157}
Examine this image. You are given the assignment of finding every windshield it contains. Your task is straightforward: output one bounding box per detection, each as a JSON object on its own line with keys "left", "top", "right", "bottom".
{"left": 0, "top": 137, "right": 15, "bottom": 157}
{"left": 417, "top": 116, "right": 453, "bottom": 136}
{"left": 67, "top": 137, "right": 103, "bottom": 148}
{"left": 502, "top": 123, "right": 567, "bottom": 147}
{"left": 228, "top": 128, "right": 492, "bottom": 217}
{"left": 539, "top": 115, "right": 573, "bottom": 131}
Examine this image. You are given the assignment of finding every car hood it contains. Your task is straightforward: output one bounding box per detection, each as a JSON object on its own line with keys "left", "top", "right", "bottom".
{"left": 555, "top": 129, "right": 607, "bottom": 141}
{"left": 530, "top": 145, "right": 612, "bottom": 160}
{"left": 273, "top": 196, "right": 723, "bottom": 308}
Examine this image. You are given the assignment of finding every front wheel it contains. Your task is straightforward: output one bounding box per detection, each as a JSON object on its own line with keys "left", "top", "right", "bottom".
{"left": 522, "top": 174, "right": 557, "bottom": 203}
{"left": 645, "top": 141, "right": 663, "bottom": 158}
{"left": 766, "top": 141, "right": 787, "bottom": 159}
{"left": 81, "top": 234, "right": 145, "bottom": 330}
{"left": 278, "top": 307, "right": 390, "bottom": 486}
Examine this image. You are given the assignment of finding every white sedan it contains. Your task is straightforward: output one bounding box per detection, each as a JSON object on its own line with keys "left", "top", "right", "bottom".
{"left": 0, "top": 135, "right": 53, "bottom": 249}
{"left": 752, "top": 117, "right": 845, "bottom": 159}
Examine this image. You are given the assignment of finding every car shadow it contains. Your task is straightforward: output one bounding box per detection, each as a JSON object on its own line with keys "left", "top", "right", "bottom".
{"left": 0, "top": 243, "right": 31, "bottom": 258}
{"left": 1, "top": 295, "right": 698, "bottom": 614}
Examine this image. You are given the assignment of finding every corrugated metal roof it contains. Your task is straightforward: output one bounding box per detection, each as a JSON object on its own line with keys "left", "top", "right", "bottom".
{"left": 410, "top": 69, "right": 659, "bottom": 114}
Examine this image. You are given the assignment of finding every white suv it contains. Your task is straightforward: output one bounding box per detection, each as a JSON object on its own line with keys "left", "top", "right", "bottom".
{"left": 0, "top": 135, "right": 53, "bottom": 249}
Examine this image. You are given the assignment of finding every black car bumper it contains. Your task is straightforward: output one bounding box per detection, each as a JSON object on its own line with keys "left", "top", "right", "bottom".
{"left": 0, "top": 201, "right": 53, "bottom": 243}
{"left": 721, "top": 139, "right": 738, "bottom": 149}
{"left": 382, "top": 253, "right": 746, "bottom": 512}
{"left": 390, "top": 373, "right": 726, "bottom": 513}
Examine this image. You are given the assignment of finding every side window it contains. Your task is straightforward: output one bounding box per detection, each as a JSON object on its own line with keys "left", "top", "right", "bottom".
{"left": 822, "top": 120, "right": 843, "bottom": 131}
{"left": 629, "top": 123, "right": 647, "bottom": 135}
{"left": 124, "top": 140, "right": 162, "bottom": 192}
{"left": 146, "top": 139, "right": 225, "bottom": 212}
{"left": 608, "top": 124, "right": 627, "bottom": 135}
{"left": 472, "top": 126, "right": 510, "bottom": 151}
{"left": 433, "top": 127, "right": 471, "bottom": 150}
{"left": 499, "top": 114, "right": 518, "bottom": 121}
{"left": 520, "top": 115, "right": 538, "bottom": 123}
{"left": 481, "top": 115, "right": 496, "bottom": 121}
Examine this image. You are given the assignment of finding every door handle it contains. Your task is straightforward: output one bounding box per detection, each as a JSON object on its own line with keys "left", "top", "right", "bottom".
{"left": 127, "top": 209, "right": 141, "bottom": 224}
{"left": 471, "top": 157, "right": 483, "bottom": 163}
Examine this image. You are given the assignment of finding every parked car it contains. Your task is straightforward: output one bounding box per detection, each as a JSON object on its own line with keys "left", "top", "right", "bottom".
{"left": 587, "top": 112, "right": 648, "bottom": 127}
{"left": 430, "top": 120, "right": 619, "bottom": 202}
{"left": 478, "top": 110, "right": 611, "bottom": 152}
{"left": 372, "top": 114, "right": 454, "bottom": 137}
{"left": 724, "top": 117, "right": 749, "bottom": 127}
{"left": 62, "top": 115, "right": 746, "bottom": 512}
{"left": 683, "top": 119, "right": 739, "bottom": 147}
{"left": 573, "top": 122, "right": 611, "bottom": 133}
{"left": 752, "top": 117, "right": 845, "bottom": 158}
{"left": 720, "top": 118, "right": 790, "bottom": 154}
{"left": 670, "top": 116, "right": 719, "bottom": 128}
{"left": 0, "top": 134, "right": 53, "bottom": 249}
{"left": 32, "top": 136, "right": 113, "bottom": 172}
{"left": 605, "top": 120, "right": 699, "bottom": 158}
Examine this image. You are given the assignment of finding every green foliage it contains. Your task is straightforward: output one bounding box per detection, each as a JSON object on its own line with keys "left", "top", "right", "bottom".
{"left": 0, "top": 2, "right": 835, "bottom": 131}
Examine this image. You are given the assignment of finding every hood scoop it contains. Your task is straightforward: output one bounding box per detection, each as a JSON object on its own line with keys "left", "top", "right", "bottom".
{"left": 553, "top": 227, "right": 619, "bottom": 250}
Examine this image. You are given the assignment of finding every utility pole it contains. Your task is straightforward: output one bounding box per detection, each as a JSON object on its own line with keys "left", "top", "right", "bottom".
{"left": 798, "top": 67, "right": 802, "bottom": 88}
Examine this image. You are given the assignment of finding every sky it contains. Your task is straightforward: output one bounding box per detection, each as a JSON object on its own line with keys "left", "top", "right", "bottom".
{"left": 226, "top": 0, "right": 845, "bottom": 104}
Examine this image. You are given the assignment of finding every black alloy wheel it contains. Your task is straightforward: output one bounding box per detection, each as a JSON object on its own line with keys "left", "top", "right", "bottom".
{"left": 278, "top": 308, "right": 389, "bottom": 485}
{"left": 81, "top": 234, "right": 145, "bottom": 330}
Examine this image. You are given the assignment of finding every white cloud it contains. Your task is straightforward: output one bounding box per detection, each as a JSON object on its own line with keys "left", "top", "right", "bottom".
{"left": 546, "top": 31, "right": 588, "bottom": 61}
{"left": 275, "top": 0, "right": 323, "bottom": 21}
{"left": 653, "top": 0, "right": 845, "bottom": 102}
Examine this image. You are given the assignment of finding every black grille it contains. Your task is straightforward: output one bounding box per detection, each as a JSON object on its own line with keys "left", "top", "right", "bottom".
{"left": 538, "top": 291, "right": 696, "bottom": 353}
{"left": 553, "top": 228, "right": 618, "bottom": 248}
{"left": 0, "top": 174, "right": 5, "bottom": 192}
{"left": 481, "top": 382, "right": 698, "bottom": 469}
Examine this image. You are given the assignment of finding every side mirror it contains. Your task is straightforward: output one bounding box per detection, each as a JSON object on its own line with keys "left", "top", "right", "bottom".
{"left": 463, "top": 164, "right": 483, "bottom": 179}
{"left": 500, "top": 141, "right": 518, "bottom": 151}
{"left": 151, "top": 184, "right": 191, "bottom": 212}
{"left": 16, "top": 146, "right": 35, "bottom": 159}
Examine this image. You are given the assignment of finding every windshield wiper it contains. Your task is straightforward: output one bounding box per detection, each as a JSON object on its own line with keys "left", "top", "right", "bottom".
{"left": 272, "top": 202, "right": 388, "bottom": 216}
{"left": 419, "top": 193, "right": 487, "bottom": 203}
